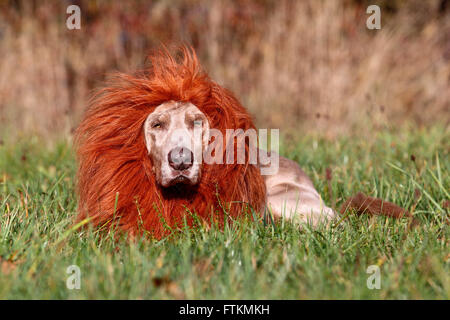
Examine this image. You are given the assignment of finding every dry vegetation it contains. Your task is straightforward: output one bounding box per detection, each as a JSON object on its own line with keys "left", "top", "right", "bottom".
{"left": 0, "top": 0, "right": 449, "bottom": 140}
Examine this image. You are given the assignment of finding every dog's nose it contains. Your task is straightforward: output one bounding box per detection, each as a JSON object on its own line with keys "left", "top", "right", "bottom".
{"left": 168, "top": 147, "right": 194, "bottom": 171}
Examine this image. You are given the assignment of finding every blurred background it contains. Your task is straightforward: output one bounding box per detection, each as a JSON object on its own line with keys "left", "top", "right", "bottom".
{"left": 0, "top": 0, "right": 448, "bottom": 141}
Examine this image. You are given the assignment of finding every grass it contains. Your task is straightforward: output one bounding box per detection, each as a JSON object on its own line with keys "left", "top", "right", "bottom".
{"left": 0, "top": 126, "right": 448, "bottom": 299}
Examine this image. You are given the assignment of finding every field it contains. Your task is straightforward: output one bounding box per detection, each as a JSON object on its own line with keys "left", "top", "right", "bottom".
{"left": 0, "top": 0, "right": 448, "bottom": 301}
{"left": 0, "top": 126, "right": 448, "bottom": 299}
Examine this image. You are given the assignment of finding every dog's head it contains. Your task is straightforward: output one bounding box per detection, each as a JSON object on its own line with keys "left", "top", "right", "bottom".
{"left": 144, "top": 101, "right": 209, "bottom": 188}
{"left": 75, "top": 46, "right": 267, "bottom": 237}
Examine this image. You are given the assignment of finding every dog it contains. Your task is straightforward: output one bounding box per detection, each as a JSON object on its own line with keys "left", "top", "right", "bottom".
{"left": 75, "top": 47, "right": 413, "bottom": 238}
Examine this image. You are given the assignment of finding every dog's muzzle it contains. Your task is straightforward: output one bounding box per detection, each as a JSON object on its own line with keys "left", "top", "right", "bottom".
{"left": 168, "top": 147, "right": 194, "bottom": 171}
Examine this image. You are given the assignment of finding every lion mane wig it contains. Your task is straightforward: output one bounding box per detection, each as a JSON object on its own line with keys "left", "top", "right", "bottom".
{"left": 75, "top": 47, "right": 266, "bottom": 238}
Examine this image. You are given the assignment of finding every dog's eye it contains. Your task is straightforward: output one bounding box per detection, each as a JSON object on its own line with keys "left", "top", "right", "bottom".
{"left": 152, "top": 122, "right": 161, "bottom": 129}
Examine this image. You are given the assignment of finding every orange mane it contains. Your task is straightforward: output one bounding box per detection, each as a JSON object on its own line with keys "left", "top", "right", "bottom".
{"left": 74, "top": 47, "right": 266, "bottom": 238}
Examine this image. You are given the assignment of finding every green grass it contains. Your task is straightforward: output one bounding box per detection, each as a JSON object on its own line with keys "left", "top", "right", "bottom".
{"left": 0, "top": 126, "right": 448, "bottom": 299}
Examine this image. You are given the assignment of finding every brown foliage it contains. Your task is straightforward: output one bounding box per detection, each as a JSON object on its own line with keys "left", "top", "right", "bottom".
{"left": 1, "top": 1, "right": 448, "bottom": 139}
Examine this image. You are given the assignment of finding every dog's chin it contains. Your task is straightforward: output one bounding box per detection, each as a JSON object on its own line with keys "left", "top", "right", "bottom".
{"left": 160, "top": 174, "right": 199, "bottom": 188}
{"left": 168, "top": 175, "right": 192, "bottom": 186}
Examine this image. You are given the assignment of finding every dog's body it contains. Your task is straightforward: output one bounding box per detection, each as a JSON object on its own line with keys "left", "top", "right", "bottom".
{"left": 263, "top": 154, "right": 335, "bottom": 225}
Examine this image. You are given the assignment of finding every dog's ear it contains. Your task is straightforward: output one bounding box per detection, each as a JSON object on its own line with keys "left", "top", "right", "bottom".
{"left": 143, "top": 114, "right": 152, "bottom": 154}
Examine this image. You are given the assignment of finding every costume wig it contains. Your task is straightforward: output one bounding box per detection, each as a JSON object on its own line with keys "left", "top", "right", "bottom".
{"left": 75, "top": 47, "right": 266, "bottom": 238}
